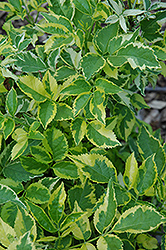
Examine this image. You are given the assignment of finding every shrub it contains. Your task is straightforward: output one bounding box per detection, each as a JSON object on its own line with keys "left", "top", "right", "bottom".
{"left": 0, "top": 0, "right": 166, "bottom": 249}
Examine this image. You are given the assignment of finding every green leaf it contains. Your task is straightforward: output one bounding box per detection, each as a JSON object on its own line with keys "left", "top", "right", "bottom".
{"left": 80, "top": 53, "right": 105, "bottom": 80}
{"left": 54, "top": 103, "right": 74, "bottom": 121}
{"left": 70, "top": 202, "right": 91, "bottom": 240}
{"left": 7, "top": 232, "right": 36, "bottom": 250}
{"left": 15, "top": 51, "right": 47, "bottom": 73}
{"left": 26, "top": 200, "right": 57, "bottom": 233}
{"left": 90, "top": 88, "right": 106, "bottom": 124}
{"left": 135, "top": 154, "right": 158, "bottom": 196}
{"left": 86, "top": 120, "right": 121, "bottom": 148}
{"left": 48, "top": 182, "right": 66, "bottom": 224}
{"left": 70, "top": 154, "right": 117, "bottom": 183}
{"left": 43, "top": 127, "right": 68, "bottom": 161}
{"left": 48, "top": 0, "right": 74, "bottom": 20}
{"left": 38, "top": 100, "right": 57, "bottom": 129}
{"left": 18, "top": 75, "right": 50, "bottom": 102}
{"left": 73, "top": 93, "right": 92, "bottom": 116}
{"left": 95, "top": 78, "right": 122, "bottom": 94}
{"left": 123, "top": 152, "right": 138, "bottom": 190}
{"left": 61, "top": 77, "right": 92, "bottom": 95}
{"left": 97, "top": 234, "right": 123, "bottom": 250}
{"left": 25, "top": 183, "right": 51, "bottom": 204}
{"left": 52, "top": 161, "right": 79, "bottom": 179}
{"left": 94, "top": 179, "right": 117, "bottom": 233}
{"left": 0, "top": 184, "right": 25, "bottom": 208}
{"left": 137, "top": 126, "right": 165, "bottom": 174}
{"left": 3, "top": 162, "right": 41, "bottom": 182}
{"left": 73, "top": 0, "right": 92, "bottom": 15}
{"left": 68, "top": 180, "right": 96, "bottom": 213}
{"left": 0, "top": 217, "right": 16, "bottom": 248}
{"left": 47, "top": 48, "right": 60, "bottom": 72}
{"left": 30, "top": 145, "right": 52, "bottom": 163}
{"left": 71, "top": 117, "right": 87, "bottom": 145}
{"left": 108, "top": 43, "right": 160, "bottom": 70}
{"left": 94, "top": 23, "right": 119, "bottom": 54}
{"left": 6, "top": 87, "right": 18, "bottom": 116}
{"left": 112, "top": 205, "right": 166, "bottom": 233}
{"left": 20, "top": 156, "right": 49, "bottom": 175}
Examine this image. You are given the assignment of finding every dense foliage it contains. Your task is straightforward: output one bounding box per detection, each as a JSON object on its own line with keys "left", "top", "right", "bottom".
{"left": 0, "top": 0, "right": 166, "bottom": 249}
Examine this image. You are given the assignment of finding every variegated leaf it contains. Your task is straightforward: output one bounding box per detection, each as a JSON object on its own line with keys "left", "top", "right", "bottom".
{"left": 52, "top": 161, "right": 79, "bottom": 179}
{"left": 80, "top": 53, "right": 105, "bottom": 80}
{"left": 86, "top": 120, "right": 121, "bottom": 148}
{"left": 97, "top": 234, "right": 123, "bottom": 250}
{"left": 0, "top": 184, "right": 25, "bottom": 209}
{"left": 112, "top": 205, "right": 166, "bottom": 233}
{"left": 73, "top": 0, "right": 92, "bottom": 15}
{"left": 15, "top": 51, "right": 47, "bottom": 72}
{"left": 137, "top": 126, "right": 166, "bottom": 174}
{"left": 93, "top": 23, "right": 119, "bottom": 54}
{"left": 73, "top": 92, "right": 92, "bottom": 116}
{"left": 48, "top": 182, "right": 66, "bottom": 224}
{"left": 25, "top": 183, "right": 50, "bottom": 204}
{"left": 54, "top": 103, "right": 74, "bottom": 121}
{"left": 6, "top": 87, "right": 17, "bottom": 116}
{"left": 69, "top": 154, "right": 117, "bottom": 183}
{"left": 95, "top": 78, "right": 122, "bottom": 94}
{"left": 70, "top": 202, "right": 91, "bottom": 240}
{"left": 90, "top": 88, "right": 106, "bottom": 124}
{"left": 108, "top": 43, "right": 160, "bottom": 70}
{"left": 18, "top": 75, "right": 50, "bottom": 102}
{"left": 0, "top": 217, "right": 16, "bottom": 248}
{"left": 61, "top": 77, "right": 92, "bottom": 95}
{"left": 20, "top": 156, "right": 49, "bottom": 175}
{"left": 71, "top": 117, "right": 87, "bottom": 145}
{"left": 135, "top": 154, "right": 158, "bottom": 196}
{"left": 3, "top": 117, "right": 15, "bottom": 140}
{"left": 123, "top": 152, "right": 138, "bottom": 190}
{"left": 14, "top": 207, "right": 36, "bottom": 241}
{"left": 26, "top": 200, "right": 57, "bottom": 233}
{"left": 30, "top": 145, "right": 52, "bottom": 164}
{"left": 43, "top": 127, "right": 68, "bottom": 161}
{"left": 41, "top": 12, "right": 73, "bottom": 33}
{"left": 38, "top": 100, "right": 57, "bottom": 129}
{"left": 7, "top": 232, "right": 36, "bottom": 250}
{"left": 68, "top": 180, "right": 96, "bottom": 214}
{"left": 94, "top": 179, "right": 117, "bottom": 233}
{"left": 48, "top": 0, "right": 74, "bottom": 20}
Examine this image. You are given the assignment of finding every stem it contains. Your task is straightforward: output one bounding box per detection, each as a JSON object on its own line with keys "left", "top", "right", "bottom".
{"left": 127, "top": 0, "right": 132, "bottom": 9}
{"left": 67, "top": 235, "right": 101, "bottom": 249}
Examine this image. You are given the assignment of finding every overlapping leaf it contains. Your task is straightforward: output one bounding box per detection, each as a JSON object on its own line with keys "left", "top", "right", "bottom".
{"left": 112, "top": 205, "right": 166, "bottom": 233}
{"left": 94, "top": 179, "right": 117, "bottom": 233}
{"left": 86, "top": 121, "right": 121, "bottom": 148}
{"left": 69, "top": 153, "right": 117, "bottom": 183}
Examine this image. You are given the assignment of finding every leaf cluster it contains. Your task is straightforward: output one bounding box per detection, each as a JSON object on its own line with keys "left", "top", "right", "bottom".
{"left": 0, "top": 0, "right": 166, "bottom": 249}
